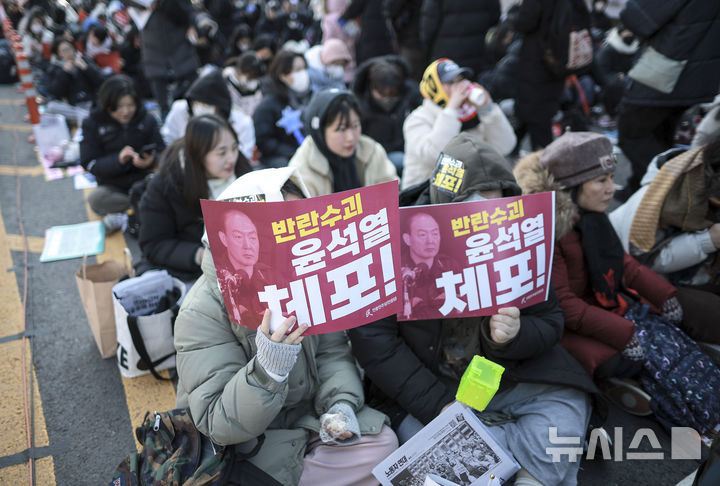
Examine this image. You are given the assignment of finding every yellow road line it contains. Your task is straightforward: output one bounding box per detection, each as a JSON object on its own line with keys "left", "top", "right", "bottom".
{"left": 0, "top": 165, "right": 44, "bottom": 176}
{"left": 0, "top": 123, "right": 33, "bottom": 132}
{"left": 0, "top": 201, "right": 55, "bottom": 482}
{"left": 6, "top": 234, "right": 45, "bottom": 254}
{"left": 0, "top": 99, "right": 25, "bottom": 105}
{"left": 83, "top": 189, "right": 177, "bottom": 450}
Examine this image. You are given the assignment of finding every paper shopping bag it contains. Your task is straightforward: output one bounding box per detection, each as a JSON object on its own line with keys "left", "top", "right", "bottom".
{"left": 75, "top": 254, "right": 132, "bottom": 358}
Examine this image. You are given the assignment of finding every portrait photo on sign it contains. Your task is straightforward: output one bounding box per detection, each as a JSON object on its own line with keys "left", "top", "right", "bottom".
{"left": 202, "top": 181, "right": 402, "bottom": 334}
{"left": 398, "top": 192, "right": 556, "bottom": 321}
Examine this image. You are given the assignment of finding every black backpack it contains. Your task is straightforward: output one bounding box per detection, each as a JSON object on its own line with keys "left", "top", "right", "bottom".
{"left": 127, "top": 174, "right": 154, "bottom": 238}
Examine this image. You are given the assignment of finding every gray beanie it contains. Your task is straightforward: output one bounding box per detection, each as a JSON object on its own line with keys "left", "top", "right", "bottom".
{"left": 539, "top": 132, "right": 617, "bottom": 188}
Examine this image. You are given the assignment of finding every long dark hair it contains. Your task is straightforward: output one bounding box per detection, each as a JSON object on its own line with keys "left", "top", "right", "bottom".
{"left": 268, "top": 49, "right": 305, "bottom": 99}
{"left": 160, "top": 115, "right": 243, "bottom": 211}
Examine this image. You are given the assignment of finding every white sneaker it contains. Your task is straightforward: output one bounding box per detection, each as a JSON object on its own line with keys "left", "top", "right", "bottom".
{"left": 103, "top": 213, "right": 128, "bottom": 234}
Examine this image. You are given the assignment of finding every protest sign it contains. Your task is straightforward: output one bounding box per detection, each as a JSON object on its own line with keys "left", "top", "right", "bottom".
{"left": 201, "top": 181, "right": 402, "bottom": 335}
{"left": 398, "top": 192, "right": 555, "bottom": 321}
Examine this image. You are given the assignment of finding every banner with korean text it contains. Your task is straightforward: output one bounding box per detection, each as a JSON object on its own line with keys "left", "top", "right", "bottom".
{"left": 201, "top": 181, "right": 402, "bottom": 334}
{"left": 398, "top": 192, "right": 555, "bottom": 321}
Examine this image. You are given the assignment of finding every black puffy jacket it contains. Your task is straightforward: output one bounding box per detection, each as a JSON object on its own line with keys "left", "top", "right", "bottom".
{"left": 252, "top": 85, "right": 309, "bottom": 165}
{"left": 137, "top": 163, "right": 204, "bottom": 281}
{"left": 44, "top": 57, "right": 104, "bottom": 105}
{"left": 349, "top": 289, "right": 596, "bottom": 426}
{"left": 80, "top": 107, "right": 165, "bottom": 192}
{"left": 140, "top": 0, "right": 198, "bottom": 80}
{"left": 420, "top": 0, "right": 500, "bottom": 77}
{"left": 352, "top": 55, "right": 422, "bottom": 153}
{"left": 349, "top": 180, "right": 596, "bottom": 427}
{"left": 621, "top": 0, "right": 720, "bottom": 107}
{"left": 512, "top": 0, "right": 590, "bottom": 123}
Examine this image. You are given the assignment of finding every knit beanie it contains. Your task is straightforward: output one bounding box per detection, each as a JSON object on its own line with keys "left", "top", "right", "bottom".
{"left": 539, "top": 132, "right": 616, "bottom": 188}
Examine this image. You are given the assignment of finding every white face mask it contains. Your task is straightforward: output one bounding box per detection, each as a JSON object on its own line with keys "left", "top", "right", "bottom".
{"left": 288, "top": 69, "right": 310, "bottom": 93}
{"left": 242, "top": 78, "right": 259, "bottom": 91}
{"left": 192, "top": 102, "right": 217, "bottom": 116}
{"left": 30, "top": 23, "right": 43, "bottom": 35}
{"left": 326, "top": 64, "right": 345, "bottom": 80}
{"left": 464, "top": 193, "right": 487, "bottom": 202}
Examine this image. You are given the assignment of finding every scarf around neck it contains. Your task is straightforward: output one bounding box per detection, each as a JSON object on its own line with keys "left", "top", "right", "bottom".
{"left": 575, "top": 210, "right": 634, "bottom": 314}
{"left": 311, "top": 134, "right": 360, "bottom": 193}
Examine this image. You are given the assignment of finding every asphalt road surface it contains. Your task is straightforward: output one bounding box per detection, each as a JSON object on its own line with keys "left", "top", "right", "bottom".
{"left": 0, "top": 83, "right": 707, "bottom": 485}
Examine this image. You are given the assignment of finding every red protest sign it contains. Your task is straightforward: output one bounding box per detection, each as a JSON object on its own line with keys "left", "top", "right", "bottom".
{"left": 201, "top": 181, "right": 402, "bottom": 335}
{"left": 398, "top": 192, "right": 555, "bottom": 321}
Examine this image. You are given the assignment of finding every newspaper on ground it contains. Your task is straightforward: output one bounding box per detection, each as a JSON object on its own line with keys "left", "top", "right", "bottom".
{"left": 398, "top": 192, "right": 555, "bottom": 321}
{"left": 39, "top": 221, "right": 105, "bottom": 262}
{"left": 201, "top": 181, "right": 402, "bottom": 334}
{"left": 373, "top": 402, "right": 520, "bottom": 486}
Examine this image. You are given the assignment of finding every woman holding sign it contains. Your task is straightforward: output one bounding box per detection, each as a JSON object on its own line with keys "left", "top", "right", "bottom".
{"left": 174, "top": 167, "right": 398, "bottom": 485}
{"left": 288, "top": 89, "right": 398, "bottom": 197}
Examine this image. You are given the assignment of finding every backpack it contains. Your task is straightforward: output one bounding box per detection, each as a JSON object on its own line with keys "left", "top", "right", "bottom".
{"left": 0, "top": 39, "right": 18, "bottom": 84}
{"left": 625, "top": 304, "right": 720, "bottom": 436}
{"left": 540, "top": 0, "right": 593, "bottom": 79}
{"left": 127, "top": 174, "right": 154, "bottom": 238}
{"left": 109, "top": 409, "right": 282, "bottom": 486}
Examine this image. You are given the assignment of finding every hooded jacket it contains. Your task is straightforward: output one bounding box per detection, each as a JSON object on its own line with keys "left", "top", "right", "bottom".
{"left": 80, "top": 105, "right": 165, "bottom": 192}
{"left": 513, "top": 152, "right": 676, "bottom": 374}
{"left": 287, "top": 89, "right": 398, "bottom": 197}
{"left": 161, "top": 70, "right": 256, "bottom": 159}
{"left": 175, "top": 167, "right": 389, "bottom": 485}
{"left": 352, "top": 55, "right": 423, "bottom": 153}
{"left": 349, "top": 133, "right": 596, "bottom": 427}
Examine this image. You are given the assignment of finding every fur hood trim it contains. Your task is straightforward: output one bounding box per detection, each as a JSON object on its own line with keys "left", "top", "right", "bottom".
{"left": 513, "top": 151, "right": 578, "bottom": 240}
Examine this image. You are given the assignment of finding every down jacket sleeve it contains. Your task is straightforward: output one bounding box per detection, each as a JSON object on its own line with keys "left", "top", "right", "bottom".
{"left": 620, "top": 0, "right": 687, "bottom": 40}
{"left": 642, "top": 230, "right": 717, "bottom": 274}
{"left": 79, "top": 116, "right": 127, "bottom": 178}
{"left": 481, "top": 287, "right": 564, "bottom": 362}
{"left": 349, "top": 316, "right": 455, "bottom": 425}
{"left": 621, "top": 253, "right": 677, "bottom": 308}
{"left": 552, "top": 242, "right": 634, "bottom": 351}
{"left": 174, "top": 279, "right": 292, "bottom": 445}
{"left": 313, "top": 331, "right": 365, "bottom": 416}
{"left": 138, "top": 175, "right": 202, "bottom": 275}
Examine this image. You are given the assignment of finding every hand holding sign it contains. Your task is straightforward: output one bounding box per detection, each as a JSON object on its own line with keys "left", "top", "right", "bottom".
{"left": 254, "top": 309, "right": 308, "bottom": 377}
{"left": 489, "top": 307, "right": 520, "bottom": 344}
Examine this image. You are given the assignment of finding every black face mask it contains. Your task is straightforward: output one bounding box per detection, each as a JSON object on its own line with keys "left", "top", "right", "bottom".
{"left": 621, "top": 34, "right": 635, "bottom": 46}
{"left": 374, "top": 96, "right": 400, "bottom": 113}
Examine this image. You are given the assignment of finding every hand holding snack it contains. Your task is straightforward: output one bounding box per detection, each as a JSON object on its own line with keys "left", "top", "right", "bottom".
{"left": 319, "top": 402, "right": 361, "bottom": 443}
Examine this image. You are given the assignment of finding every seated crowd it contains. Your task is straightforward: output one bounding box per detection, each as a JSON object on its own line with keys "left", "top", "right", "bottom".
{"left": 5, "top": 0, "right": 720, "bottom": 484}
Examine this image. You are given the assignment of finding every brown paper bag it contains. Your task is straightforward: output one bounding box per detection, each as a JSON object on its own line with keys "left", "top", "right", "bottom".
{"left": 75, "top": 252, "right": 132, "bottom": 358}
